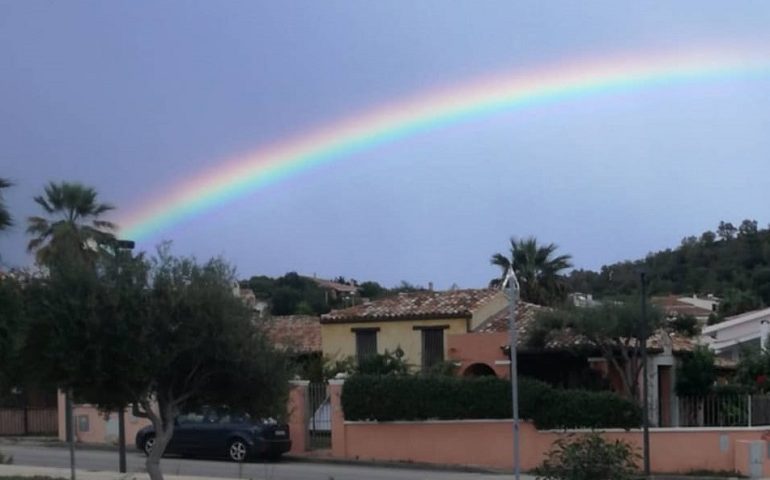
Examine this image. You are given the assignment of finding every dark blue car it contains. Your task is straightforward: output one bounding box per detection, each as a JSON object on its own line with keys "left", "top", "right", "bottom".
{"left": 135, "top": 411, "right": 291, "bottom": 462}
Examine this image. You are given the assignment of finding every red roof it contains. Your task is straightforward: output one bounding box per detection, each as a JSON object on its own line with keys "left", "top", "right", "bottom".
{"left": 264, "top": 315, "right": 321, "bottom": 353}
{"left": 321, "top": 289, "right": 500, "bottom": 324}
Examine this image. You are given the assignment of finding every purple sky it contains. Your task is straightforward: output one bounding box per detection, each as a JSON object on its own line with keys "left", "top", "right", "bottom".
{"left": 2, "top": 1, "right": 770, "bottom": 289}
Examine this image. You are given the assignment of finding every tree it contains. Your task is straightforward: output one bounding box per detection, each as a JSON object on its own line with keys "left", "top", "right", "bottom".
{"left": 25, "top": 247, "right": 291, "bottom": 480}
{"left": 717, "top": 221, "right": 737, "bottom": 241}
{"left": 491, "top": 236, "right": 573, "bottom": 306}
{"left": 675, "top": 347, "right": 715, "bottom": 396}
{"left": 0, "top": 276, "right": 25, "bottom": 400}
{"left": 533, "top": 302, "right": 662, "bottom": 403}
{"left": 26, "top": 181, "right": 116, "bottom": 266}
{"left": 0, "top": 178, "right": 12, "bottom": 232}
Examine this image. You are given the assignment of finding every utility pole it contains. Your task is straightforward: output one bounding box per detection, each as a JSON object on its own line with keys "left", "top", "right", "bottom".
{"left": 640, "top": 270, "right": 651, "bottom": 477}
{"left": 503, "top": 266, "right": 521, "bottom": 480}
{"left": 113, "top": 239, "right": 134, "bottom": 474}
{"left": 65, "top": 389, "right": 76, "bottom": 480}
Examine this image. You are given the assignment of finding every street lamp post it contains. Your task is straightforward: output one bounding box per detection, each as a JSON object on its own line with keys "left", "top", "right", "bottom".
{"left": 113, "top": 239, "right": 134, "bottom": 474}
{"left": 502, "top": 266, "right": 521, "bottom": 480}
{"left": 639, "top": 270, "right": 651, "bottom": 477}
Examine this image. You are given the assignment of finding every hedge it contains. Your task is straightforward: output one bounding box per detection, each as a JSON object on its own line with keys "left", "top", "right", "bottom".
{"left": 341, "top": 375, "right": 641, "bottom": 430}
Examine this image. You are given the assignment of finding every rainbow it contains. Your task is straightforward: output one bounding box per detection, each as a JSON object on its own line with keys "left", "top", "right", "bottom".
{"left": 120, "top": 47, "right": 770, "bottom": 240}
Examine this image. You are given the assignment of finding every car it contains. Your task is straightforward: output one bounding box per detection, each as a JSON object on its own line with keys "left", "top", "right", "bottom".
{"left": 135, "top": 410, "right": 291, "bottom": 462}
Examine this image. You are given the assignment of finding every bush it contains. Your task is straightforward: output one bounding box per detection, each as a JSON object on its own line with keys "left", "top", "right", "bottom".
{"left": 535, "top": 433, "right": 639, "bottom": 480}
{"left": 342, "top": 375, "right": 641, "bottom": 429}
{"left": 0, "top": 449, "right": 13, "bottom": 464}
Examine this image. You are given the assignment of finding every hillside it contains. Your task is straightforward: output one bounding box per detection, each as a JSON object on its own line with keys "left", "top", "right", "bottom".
{"left": 566, "top": 220, "right": 770, "bottom": 316}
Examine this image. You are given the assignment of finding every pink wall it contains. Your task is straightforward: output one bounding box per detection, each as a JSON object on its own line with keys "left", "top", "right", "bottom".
{"left": 328, "top": 382, "right": 770, "bottom": 476}
{"left": 447, "top": 332, "right": 510, "bottom": 378}
{"left": 57, "top": 392, "right": 151, "bottom": 446}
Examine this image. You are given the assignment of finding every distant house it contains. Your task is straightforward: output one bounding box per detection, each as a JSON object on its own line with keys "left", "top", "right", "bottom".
{"left": 651, "top": 295, "right": 716, "bottom": 323}
{"left": 306, "top": 276, "right": 359, "bottom": 307}
{"left": 702, "top": 307, "right": 770, "bottom": 361}
{"left": 320, "top": 289, "right": 508, "bottom": 371}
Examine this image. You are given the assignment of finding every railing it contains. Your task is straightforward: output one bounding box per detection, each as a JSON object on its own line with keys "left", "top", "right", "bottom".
{"left": 0, "top": 407, "right": 58, "bottom": 436}
{"left": 677, "top": 395, "right": 770, "bottom": 427}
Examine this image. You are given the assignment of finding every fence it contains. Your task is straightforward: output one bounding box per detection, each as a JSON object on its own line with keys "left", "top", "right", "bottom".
{"left": 0, "top": 407, "right": 58, "bottom": 435}
{"left": 678, "top": 394, "right": 770, "bottom": 427}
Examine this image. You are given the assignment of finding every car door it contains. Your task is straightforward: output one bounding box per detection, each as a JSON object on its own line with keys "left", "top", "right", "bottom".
{"left": 172, "top": 412, "right": 206, "bottom": 454}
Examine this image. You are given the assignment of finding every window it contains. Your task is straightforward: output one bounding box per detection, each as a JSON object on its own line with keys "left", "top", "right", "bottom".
{"left": 421, "top": 328, "right": 445, "bottom": 370}
{"left": 354, "top": 328, "right": 378, "bottom": 362}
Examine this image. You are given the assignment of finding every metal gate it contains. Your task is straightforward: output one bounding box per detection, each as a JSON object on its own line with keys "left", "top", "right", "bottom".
{"left": 307, "top": 382, "right": 330, "bottom": 449}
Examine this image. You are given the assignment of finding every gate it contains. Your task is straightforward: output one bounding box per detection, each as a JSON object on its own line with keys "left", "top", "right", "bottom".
{"left": 0, "top": 407, "right": 58, "bottom": 436}
{"left": 307, "top": 382, "right": 330, "bottom": 449}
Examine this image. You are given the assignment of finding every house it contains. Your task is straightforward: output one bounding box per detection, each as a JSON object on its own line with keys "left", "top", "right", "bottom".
{"left": 651, "top": 295, "right": 717, "bottom": 323}
{"left": 306, "top": 276, "right": 359, "bottom": 307}
{"left": 320, "top": 289, "right": 508, "bottom": 370}
{"left": 702, "top": 307, "right": 770, "bottom": 361}
{"left": 447, "top": 303, "right": 699, "bottom": 427}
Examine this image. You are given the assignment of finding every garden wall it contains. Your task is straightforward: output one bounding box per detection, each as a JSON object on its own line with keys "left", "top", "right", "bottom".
{"left": 329, "top": 380, "right": 770, "bottom": 477}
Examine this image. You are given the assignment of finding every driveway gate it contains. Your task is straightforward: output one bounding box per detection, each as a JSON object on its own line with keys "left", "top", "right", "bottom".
{"left": 307, "top": 382, "right": 330, "bottom": 449}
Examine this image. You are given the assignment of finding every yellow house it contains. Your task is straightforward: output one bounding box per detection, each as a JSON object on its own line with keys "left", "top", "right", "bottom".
{"left": 320, "top": 289, "right": 507, "bottom": 371}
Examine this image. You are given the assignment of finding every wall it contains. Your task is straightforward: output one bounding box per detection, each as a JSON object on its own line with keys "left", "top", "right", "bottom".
{"left": 447, "top": 331, "right": 510, "bottom": 378}
{"left": 321, "top": 317, "right": 468, "bottom": 368}
{"left": 328, "top": 381, "right": 770, "bottom": 477}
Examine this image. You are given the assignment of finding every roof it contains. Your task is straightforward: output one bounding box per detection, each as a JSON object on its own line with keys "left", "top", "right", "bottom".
{"left": 702, "top": 307, "right": 770, "bottom": 335}
{"left": 474, "top": 301, "right": 549, "bottom": 335}
{"left": 263, "top": 315, "right": 321, "bottom": 353}
{"left": 651, "top": 296, "right": 713, "bottom": 318}
{"left": 475, "top": 302, "right": 697, "bottom": 354}
{"left": 308, "top": 277, "right": 358, "bottom": 294}
{"left": 321, "top": 289, "right": 500, "bottom": 324}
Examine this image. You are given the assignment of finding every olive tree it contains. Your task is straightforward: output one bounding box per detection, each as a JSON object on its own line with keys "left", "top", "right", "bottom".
{"left": 25, "top": 246, "right": 291, "bottom": 480}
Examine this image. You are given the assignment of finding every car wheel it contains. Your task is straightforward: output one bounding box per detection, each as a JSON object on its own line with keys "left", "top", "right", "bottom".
{"left": 228, "top": 439, "right": 249, "bottom": 462}
{"left": 142, "top": 434, "right": 156, "bottom": 457}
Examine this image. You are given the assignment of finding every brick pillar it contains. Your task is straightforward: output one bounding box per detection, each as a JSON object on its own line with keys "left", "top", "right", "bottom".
{"left": 288, "top": 380, "right": 309, "bottom": 454}
{"left": 329, "top": 379, "right": 346, "bottom": 458}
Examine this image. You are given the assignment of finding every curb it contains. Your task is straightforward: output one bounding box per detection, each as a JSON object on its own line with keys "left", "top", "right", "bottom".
{"left": 283, "top": 454, "right": 512, "bottom": 474}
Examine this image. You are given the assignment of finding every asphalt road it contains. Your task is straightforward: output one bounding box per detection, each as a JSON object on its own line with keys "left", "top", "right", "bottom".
{"left": 0, "top": 444, "right": 524, "bottom": 480}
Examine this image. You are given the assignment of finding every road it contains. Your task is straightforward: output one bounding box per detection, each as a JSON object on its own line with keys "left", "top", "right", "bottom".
{"left": 0, "top": 444, "right": 527, "bottom": 480}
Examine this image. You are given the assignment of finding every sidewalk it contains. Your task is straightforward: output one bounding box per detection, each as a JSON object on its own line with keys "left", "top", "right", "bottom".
{"left": 0, "top": 464, "right": 537, "bottom": 480}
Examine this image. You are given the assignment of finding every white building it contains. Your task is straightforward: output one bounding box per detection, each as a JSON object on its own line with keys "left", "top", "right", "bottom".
{"left": 701, "top": 307, "right": 770, "bottom": 361}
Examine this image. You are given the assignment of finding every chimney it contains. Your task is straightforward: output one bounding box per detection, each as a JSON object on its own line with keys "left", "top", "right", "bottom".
{"left": 428, "top": 282, "right": 433, "bottom": 291}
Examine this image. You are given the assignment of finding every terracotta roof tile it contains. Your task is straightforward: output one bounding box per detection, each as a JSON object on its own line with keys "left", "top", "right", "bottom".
{"left": 321, "top": 289, "right": 500, "bottom": 323}
{"left": 264, "top": 315, "right": 321, "bottom": 353}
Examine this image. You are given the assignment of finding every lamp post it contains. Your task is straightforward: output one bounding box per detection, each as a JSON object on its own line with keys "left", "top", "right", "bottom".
{"left": 113, "top": 239, "right": 134, "bottom": 474}
{"left": 639, "top": 269, "right": 651, "bottom": 478}
{"left": 502, "top": 266, "right": 521, "bottom": 480}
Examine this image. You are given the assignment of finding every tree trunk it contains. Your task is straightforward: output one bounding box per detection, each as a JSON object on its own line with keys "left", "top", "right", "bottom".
{"left": 142, "top": 401, "right": 177, "bottom": 480}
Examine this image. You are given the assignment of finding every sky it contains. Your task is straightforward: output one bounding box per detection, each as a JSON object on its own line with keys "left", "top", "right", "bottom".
{"left": 2, "top": 1, "right": 770, "bottom": 289}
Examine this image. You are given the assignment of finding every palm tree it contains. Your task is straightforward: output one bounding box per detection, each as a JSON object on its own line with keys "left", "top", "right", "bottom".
{"left": 491, "top": 236, "right": 573, "bottom": 306}
{"left": 0, "top": 178, "right": 12, "bottom": 231}
{"left": 27, "top": 182, "right": 116, "bottom": 266}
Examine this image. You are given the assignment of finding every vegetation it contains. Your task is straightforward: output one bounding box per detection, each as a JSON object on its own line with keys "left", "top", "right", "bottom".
{"left": 0, "top": 276, "right": 26, "bottom": 401}
{"left": 342, "top": 375, "right": 641, "bottom": 430}
{"left": 532, "top": 302, "right": 662, "bottom": 403}
{"left": 242, "top": 273, "right": 426, "bottom": 316}
{"left": 15, "top": 182, "right": 291, "bottom": 480}
{"left": 535, "top": 433, "right": 639, "bottom": 480}
{"left": 675, "top": 346, "right": 716, "bottom": 396}
{"left": 491, "top": 236, "right": 573, "bottom": 306}
{"left": 566, "top": 219, "right": 770, "bottom": 317}
{"left": 26, "top": 181, "right": 116, "bottom": 266}
{"left": 0, "top": 178, "right": 12, "bottom": 232}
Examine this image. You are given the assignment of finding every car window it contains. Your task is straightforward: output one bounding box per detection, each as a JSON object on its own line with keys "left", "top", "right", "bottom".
{"left": 177, "top": 413, "right": 204, "bottom": 425}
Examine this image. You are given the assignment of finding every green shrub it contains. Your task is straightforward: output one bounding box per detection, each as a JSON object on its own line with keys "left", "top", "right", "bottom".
{"left": 342, "top": 375, "right": 641, "bottom": 429}
{"left": 535, "top": 433, "right": 639, "bottom": 480}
